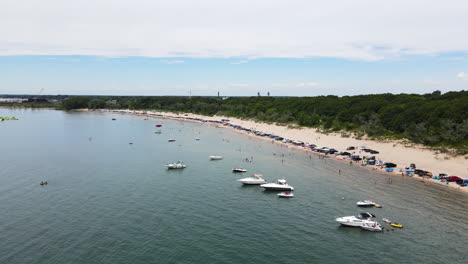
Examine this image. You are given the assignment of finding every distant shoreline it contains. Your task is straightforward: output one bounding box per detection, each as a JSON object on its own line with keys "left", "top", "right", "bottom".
{"left": 88, "top": 108, "right": 468, "bottom": 195}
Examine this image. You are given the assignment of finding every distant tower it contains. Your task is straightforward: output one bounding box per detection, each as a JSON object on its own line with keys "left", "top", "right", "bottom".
{"left": 267, "top": 91, "right": 270, "bottom": 96}
{"left": 218, "top": 91, "right": 220, "bottom": 97}
{"left": 257, "top": 92, "right": 260, "bottom": 96}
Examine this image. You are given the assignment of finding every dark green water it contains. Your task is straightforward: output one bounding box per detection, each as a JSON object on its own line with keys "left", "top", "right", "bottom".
{"left": 1, "top": 108, "right": 467, "bottom": 264}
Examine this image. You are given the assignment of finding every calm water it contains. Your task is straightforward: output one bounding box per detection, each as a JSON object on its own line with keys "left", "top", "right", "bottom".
{"left": 1, "top": 108, "right": 467, "bottom": 264}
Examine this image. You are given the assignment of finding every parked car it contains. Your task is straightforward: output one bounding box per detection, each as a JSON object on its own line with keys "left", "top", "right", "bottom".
{"left": 446, "top": 176, "right": 462, "bottom": 182}
{"left": 414, "top": 169, "right": 429, "bottom": 176}
{"left": 438, "top": 173, "right": 449, "bottom": 179}
{"left": 385, "top": 162, "right": 397, "bottom": 168}
{"left": 346, "top": 146, "right": 355, "bottom": 150}
{"left": 370, "top": 150, "right": 379, "bottom": 154}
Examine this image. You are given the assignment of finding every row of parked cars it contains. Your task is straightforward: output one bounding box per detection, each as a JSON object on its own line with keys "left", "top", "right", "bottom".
{"left": 414, "top": 170, "right": 467, "bottom": 186}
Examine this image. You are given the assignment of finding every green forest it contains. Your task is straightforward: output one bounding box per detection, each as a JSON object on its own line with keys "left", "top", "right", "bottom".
{"left": 2, "top": 91, "right": 467, "bottom": 153}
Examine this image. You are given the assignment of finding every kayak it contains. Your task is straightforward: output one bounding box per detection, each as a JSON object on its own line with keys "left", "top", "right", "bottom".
{"left": 390, "top": 223, "right": 403, "bottom": 228}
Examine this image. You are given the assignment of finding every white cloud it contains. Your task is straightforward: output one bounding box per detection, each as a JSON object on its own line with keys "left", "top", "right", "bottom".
{"left": 160, "top": 59, "right": 185, "bottom": 64}
{"left": 296, "top": 82, "right": 319, "bottom": 87}
{"left": 228, "top": 83, "right": 249, "bottom": 87}
{"left": 229, "top": 60, "right": 249, "bottom": 64}
{"left": 1, "top": 0, "right": 468, "bottom": 60}
{"left": 456, "top": 72, "right": 468, "bottom": 80}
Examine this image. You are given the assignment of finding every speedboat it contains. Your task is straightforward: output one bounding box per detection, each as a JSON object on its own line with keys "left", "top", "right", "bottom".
{"left": 361, "top": 221, "right": 383, "bottom": 232}
{"left": 209, "top": 156, "right": 223, "bottom": 160}
{"left": 168, "top": 139, "right": 176, "bottom": 142}
{"left": 336, "top": 212, "right": 376, "bottom": 227}
{"left": 155, "top": 124, "right": 162, "bottom": 127}
{"left": 260, "top": 179, "right": 294, "bottom": 191}
{"left": 277, "top": 191, "right": 294, "bottom": 198}
{"left": 232, "top": 168, "right": 247, "bottom": 173}
{"left": 165, "top": 161, "right": 186, "bottom": 169}
{"left": 356, "top": 200, "right": 376, "bottom": 207}
{"left": 238, "top": 174, "right": 267, "bottom": 185}
{"left": 154, "top": 130, "right": 162, "bottom": 134}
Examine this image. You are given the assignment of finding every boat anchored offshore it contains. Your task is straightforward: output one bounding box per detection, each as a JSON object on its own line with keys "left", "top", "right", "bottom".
{"left": 209, "top": 156, "right": 223, "bottom": 160}
{"left": 335, "top": 212, "right": 376, "bottom": 227}
{"left": 361, "top": 221, "right": 383, "bottom": 232}
{"left": 277, "top": 191, "right": 294, "bottom": 198}
{"left": 238, "top": 174, "right": 267, "bottom": 185}
{"left": 356, "top": 200, "right": 377, "bottom": 207}
{"left": 165, "top": 161, "right": 186, "bottom": 169}
{"left": 260, "top": 179, "right": 294, "bottom": 191}
{"left": 168, "top": 139, "right": 176, "bottom": 142}
{"left": 232, "top": 168, "right": 247, "bottom": 173}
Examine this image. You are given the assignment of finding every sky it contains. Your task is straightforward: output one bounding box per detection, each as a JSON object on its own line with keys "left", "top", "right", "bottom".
{"left": 1, "top": 0, "right": 467, "bottom": 96}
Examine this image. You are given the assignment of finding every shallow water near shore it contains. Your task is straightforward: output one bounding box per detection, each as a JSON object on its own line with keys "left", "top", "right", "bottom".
{"left": 1, "top": 108, "right": 467, "bottom": 264}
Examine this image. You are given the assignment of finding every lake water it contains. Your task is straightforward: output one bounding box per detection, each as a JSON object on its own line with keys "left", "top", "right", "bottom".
{"left": 1, "top": 108, "right": 467, "bottom": 264}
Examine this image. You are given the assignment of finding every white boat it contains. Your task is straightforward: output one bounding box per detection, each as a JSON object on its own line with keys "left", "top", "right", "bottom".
{"left": 232, "top": 168, "right": 247, "bottom": 173}
{"left": 260, "top": 179, "right": 294, "bottom": 191}
{"left": 165, "top": 161, "right": 186, "bottom": 169}
{"left": 277, "top": 191, "right": 294, "bottom": 198}
{"left": 361, "top": 221, "right": 383, "bottom": 232}
{"left": 335, "top": 212, "right": 376, "bottom": 227}
{"left": 382, "top": 218, "right": 392, "bottom": 223}
{"left": 168, "top": 139, "right": 176, "bottom": 142}
{"left": 238, "top": 174, "right": 267, "bottom": 185}
{"left": 209, "top": 156, "right": 223, "bottom": 160}
{"left": 356, "top": 200, "right": 376, "bottom": 207}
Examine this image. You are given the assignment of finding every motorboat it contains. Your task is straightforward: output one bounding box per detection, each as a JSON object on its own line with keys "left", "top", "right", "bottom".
{"left": 277, "top": 191, "right": 294, "bottom": 198}
{"left": 260, "top": 179, "right": 294, "bottom": 191}
{"left": 232, "top": 168, "right": 247, "bottom": 173}
{"left": 168, "top": 139, "right": 176, "bottom": 142}
{"left": 165, "top": 161, "right": 186, "bottom": 169}
{"left": 154, "top": 130, "right": 162, "bottom": 134}
{"left": 356, "top": 200, "right": 376, "bottom": 207}
{"left": 238, "top": 174, "right": 267, "bottom": 185}
{"left": 361, "top": 221, "right": 383, "bottom": 232}
{"left": 335, "top": 212, "right": 376, "bottom": 227}
{"left": 209, "top": 156, "right": 223, "bottom": 160}
{"left": 155, "top": 124, "right": 162, "bottom": 127}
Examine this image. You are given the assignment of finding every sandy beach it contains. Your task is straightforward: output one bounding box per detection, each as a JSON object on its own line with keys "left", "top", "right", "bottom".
{"left": 95, "top": 109, "right": 468, "bottom": 194}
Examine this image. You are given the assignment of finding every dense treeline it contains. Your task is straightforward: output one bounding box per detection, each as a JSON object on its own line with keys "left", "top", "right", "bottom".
{"left": 3, "top": 91, "right": 467, "bottom": 153}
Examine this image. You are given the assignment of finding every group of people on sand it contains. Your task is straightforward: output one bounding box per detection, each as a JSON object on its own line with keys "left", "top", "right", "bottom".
{"left": 40, "top": 181, "right": 48, "bottom": 185}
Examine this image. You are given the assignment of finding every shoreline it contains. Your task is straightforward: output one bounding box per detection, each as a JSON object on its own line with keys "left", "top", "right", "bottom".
{"left": 87, "top": 108, "right": 466, "bottom": 194}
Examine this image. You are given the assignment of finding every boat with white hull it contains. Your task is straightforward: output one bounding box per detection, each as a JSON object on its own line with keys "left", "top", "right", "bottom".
{"left": 260, "top": 179, "right": 294, "bottom": 191}
{"left": 165, "top": 161, "right": 186, "bottom": 169}
{"left": 361, "top": 221, "right": 383, "bottom": 232}
{"left": 238, "top": 174, "right": 267, "bottom": 185}
{"left": 209, "top": 156, "right": 223, "bottom": 160}
{"left": 232, "top": 168, "right": 247, "bottom": 173}
{"left": 356, "top": 200, "right": 376, "bottom": 207}
{"left": 336, "top": 212, "right": 376, "bottom": 227}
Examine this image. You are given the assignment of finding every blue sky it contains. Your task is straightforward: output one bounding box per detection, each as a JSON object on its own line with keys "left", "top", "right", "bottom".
{"left": 1, "top": 0, "right": 468, "bottom": 96}
{"left": 1, "top": 54, "right": 467, "bottom": 96}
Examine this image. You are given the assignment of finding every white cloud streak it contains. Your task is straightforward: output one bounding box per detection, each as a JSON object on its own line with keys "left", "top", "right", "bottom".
{"left": 456, "top": 72, "right": 468, "bottom": 80}
{"left": 1, "top": 0, "right": 468, "bottom": 60}
{"left": 160, "top": 59, "right": 185, "bottom": 64}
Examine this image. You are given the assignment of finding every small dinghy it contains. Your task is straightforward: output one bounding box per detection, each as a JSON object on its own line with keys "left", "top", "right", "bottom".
{"left": 361, "top": 221, "right": 383, "bottom": 232}
{"left": 277, "top": 191, "right": 294, "bottom": 198}
{"left": 356, "top": 200, "right": 376, "bottom": 207}
{"left": 168, "top": 139, "right": 176, "bottom": 142}
{"left": 155, "top": 124, "right": 162, "bottom": 127}
{"left": 232, "top": 168, "right": 247, "bottom": 173}
{"left": 382, "top": 218, "right": 392, "bottom": 223}
{"left": 154, "top": 130, "right": 162, "bottom": 134}
{"left": 209, "top": 156, "right": 223, "bottom": 160}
